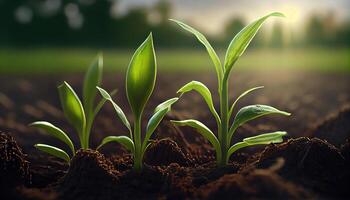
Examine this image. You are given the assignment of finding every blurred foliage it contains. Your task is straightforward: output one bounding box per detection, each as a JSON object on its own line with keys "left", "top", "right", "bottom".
{"left": 0, "top": 0, "right": 349, "bottom": 48}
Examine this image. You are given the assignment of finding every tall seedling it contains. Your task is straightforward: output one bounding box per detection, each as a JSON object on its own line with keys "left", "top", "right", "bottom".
{"left": 30, "top": 54, "right": 109, "bottom": 163}
{"left": 96, "top": 33, "right": 178, "bottom": 172}
{"left": 170, "top": 12, "right": 290, "bottom": 166}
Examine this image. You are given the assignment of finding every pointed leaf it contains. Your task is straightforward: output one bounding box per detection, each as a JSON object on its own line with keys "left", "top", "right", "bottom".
{"left": 224, "top": 12, "right": 284, "bottom": 74}
{"left": 126, "top": 33, "right": 156, "bottom": 117}
{"left": 34, "top": 144, "right": 70, "bottom": 163}
{"left": 83, "top": 53, "right": 103, "bottom": 119}
{"left": 30, "top": 121, "right": 75, "bottom": 155}
{"left": 227, "top": 131, "right": 287, "bottom": 162}
{"left": 58, "top": 82, "right": 86, "bottom": 136}
{"left": 229, "top": 86, "right": 264, "bottom": 117}
{"left": 171, "top": 119, "right": 221, "bottom": 162}
{"left": 177, "top": 81, "right": 220, "bottom": 125}
{"left": 228, "top": 104, "right": 290, "bottom": 141}
{"left": 97, "top": 87, "right": 131, "bottom": 134}
{"left": 154, "top": 97, "right": 179, "bottom": 114}
{"left": 97, "top": 136, "right": 134, "bottom": 154}
{"left": 142, "top": 98, "right": 178, "bottom": 151}
{"left": 170, "top": 19, "right": 223, "bottom": 89}
{"left": 93, "top": 89, "right": 117, "bottom": 118}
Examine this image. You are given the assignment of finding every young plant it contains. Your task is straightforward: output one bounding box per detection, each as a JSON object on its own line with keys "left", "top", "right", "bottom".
{"left": 96, "top": 33, "right": 178, "bottom": 172}
{"left": 30, "top": 54, "right": 109, "bottom": 163}
{"left": 170, "top": 12, "right": 290, "bottom": 166}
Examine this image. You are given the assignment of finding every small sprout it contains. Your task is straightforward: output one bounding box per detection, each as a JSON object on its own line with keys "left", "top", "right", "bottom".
{"left": 30, "top": 54, "right": 109, "bottom": 163}
{"left": 170, "top": 12, "right": 290, "bottom": 166}
{"left": 97, "top": 33, "right": 178, "bottom": 172}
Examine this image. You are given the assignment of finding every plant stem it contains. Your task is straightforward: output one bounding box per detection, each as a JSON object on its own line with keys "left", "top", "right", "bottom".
{"left": 133, "top": 117, "right": 142, "bottom": 172}
{"left": 219, "top": 79, "right": 229, "bottom": 166}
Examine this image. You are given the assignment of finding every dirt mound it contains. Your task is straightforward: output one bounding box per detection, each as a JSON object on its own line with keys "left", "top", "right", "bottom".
{"left": 144, "top": 138, "right": 191, "bottom": 166}
{"left": 59, "top": 149, "right": 119, "bottom": 200}
{"left": 0, "top": 132, "right": 29, "bottom": 189}
{"left": 308, "top": 105, "right": 350, "bottom": 146}
{"left": 114, "top": 165, "right": 168, "bottom": 199}
{"left": 198, "top": 167, "right": 312, "bottom": 200}
{"left": 251, "top": 137, "right": 348, "bottom": 196}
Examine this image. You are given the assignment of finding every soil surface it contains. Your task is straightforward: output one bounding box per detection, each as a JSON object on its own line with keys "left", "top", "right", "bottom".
{"left": 0, "top": 71, "right": 349, "bottom": 199}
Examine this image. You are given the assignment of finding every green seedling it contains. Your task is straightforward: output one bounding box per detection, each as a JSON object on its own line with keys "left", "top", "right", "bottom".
{"left": 96, "top": 33, "right": 178, "bottom": 172}
{"left": 170, "top": 12, "right": 290, "bottom": 166}
{"left": 30, "top": 54, "right": 111, "bottom": 163}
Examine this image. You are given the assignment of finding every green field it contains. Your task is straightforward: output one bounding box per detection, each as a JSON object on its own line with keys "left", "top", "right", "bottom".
{"left": 0, "top": 48, "right": 349, "bottom": 74}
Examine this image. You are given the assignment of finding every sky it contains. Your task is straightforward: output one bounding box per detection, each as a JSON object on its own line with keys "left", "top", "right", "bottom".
{"left": 116, "top": 0, "right": 350, "bottom": 35}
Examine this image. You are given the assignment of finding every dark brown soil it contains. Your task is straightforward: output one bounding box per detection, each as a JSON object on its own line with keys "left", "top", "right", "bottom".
{"left": 197, "top": 162, "right": 313, "bottom": 200}
{"left": 144, "top": 138, "right": 191, "bottom": 166}
{"left": 0, "top": 71, "right": 349, "bottom": 199}
{"left": 307, "top": 104, "right": 350, "bottom": 146}
{"left": 0, "top": 132, "right": 29, "bottom": 195}
{"left": 59, "top": 149, "right": 119, "bottom": 200}
{"left": 250, "top": 137, "right": 349, "bottom": 197}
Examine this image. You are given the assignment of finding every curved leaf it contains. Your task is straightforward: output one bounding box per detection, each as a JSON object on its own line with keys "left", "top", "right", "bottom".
{"left": 97, "top": 87, "right": 131, "bottom": 135}
{"left": 154, "top": 97, "right": 179, "bottom": 114}
{"left": 126, "top": 33, "right": 156, "bottom": 117}
{"left": 97, "top": 136, "right": 134, "bottom": 154}
{"left": 34, "top": 144, "right": 70, "bottom": 163}
{"left": 228, "top": 105, "right": 290, "bottom": 142}
{"left": 177, "top": 81, "right": 220, "bottom": 125}
{"left": 224, "top": 12, "right": 285, "bottom": 75}
{"left": 243, "top": 131, "right": 287, "bottom": 145}
{"left": 227, "top": 131, "right": 287, "bottom": 162}
{"left": 229, "top": 86, "right": 264, "bottom": 117}
{"left": 58, "top": 82, "right": 86, "bottom": 140}
{"left": 171, "top": 119, "right": 221, "bottom": 163}
{"left": 142, "top": 98, "right": 178, "bottom": 151}
{"left": 170, "top": 19, "right": 223, "bottom": 90}
{"left": 30, "top": 121, "right": 75, "bottom": 155}
{"left": 83, "top": 53, "right": 103, "bottom": 119}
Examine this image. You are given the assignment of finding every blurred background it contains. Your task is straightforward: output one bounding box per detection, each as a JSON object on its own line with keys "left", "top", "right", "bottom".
{"left": 0, "top": 0, "right": 349, "bottom": 73}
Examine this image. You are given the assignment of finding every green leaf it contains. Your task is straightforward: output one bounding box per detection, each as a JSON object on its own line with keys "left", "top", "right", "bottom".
{"left": 171, "top": 119, "right": 221, "bottom": 163}
{"left": 226, "top": 131, "right": 287, "bottom": 162}
{"left": 126, "top": 33, "right": 156, "bottom": 118}
{"left": 154, "top": 97, "right": 179, "bottom": 114}
{"left": 229, "top": 86, "right": 264, "bottom": 117}
{"left": 177, "top": 81, "right": 220, "bottom": 125}
{"left": 243, "top": 131, "right": 287, "bottom": 145}
{"left": 83, "top": 53, "right": 103, "bottom": 119}
{"left": 58, "top": 82, "right": 86, "bottom": 139}
{"left": 97, "top": 136, "right": 134, "bottom": 154}
{"left": 224, "top": 12, "right": 284, "bottom": 75}
{"left": 30, "top": 121, "right": 75, "bottom": 155}
{"left": 170, "top": 19, "right": 223, "bottom": 90}
{"left": 142, "top": 98, "right": 178, "bottom": 151}
{"left": 34, "top": 144, "right": 70, "bottom": 163}
{"left": 228, "top": 104, "right": 290, "bottom": 142}
{"left": 97, "top": 87, "right": 131, "bottom": 135}
{"left": 93, "top": 89, "right": 118, "bottom": 118}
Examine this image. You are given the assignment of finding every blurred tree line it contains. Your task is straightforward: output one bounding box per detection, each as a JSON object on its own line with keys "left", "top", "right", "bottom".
{"left": 0, "top": 0, "right": 349, "bottom": 48}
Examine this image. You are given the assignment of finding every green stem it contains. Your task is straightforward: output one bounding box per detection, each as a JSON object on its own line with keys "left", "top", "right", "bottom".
{"left": 133, "top": 117, "right": 142, "bottom": 172}
{"left": 218, "top": 79, "right": 229, "bottom": 166}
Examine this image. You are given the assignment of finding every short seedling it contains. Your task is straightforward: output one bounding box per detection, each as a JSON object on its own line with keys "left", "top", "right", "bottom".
{"left": 30, "top": 54, "right": 110, "bottom": 163}
{"left": 170, "top": 12, "right": 290, "bottom": 166}
{"left": 96, "top": 33, "right": 178, "bottom": 172}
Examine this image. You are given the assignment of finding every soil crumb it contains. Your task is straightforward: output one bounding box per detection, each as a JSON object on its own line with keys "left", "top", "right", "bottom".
{"left": 59, "top": 149, "right": 119, "bottom": 200}
{"left": 144, "top": 138, "right": 191, "bottom": 166}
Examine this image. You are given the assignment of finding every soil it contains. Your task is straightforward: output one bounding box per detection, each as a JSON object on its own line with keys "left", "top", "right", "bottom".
{"left": 0, "top": 71, "right": 350, "bottom": 199}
